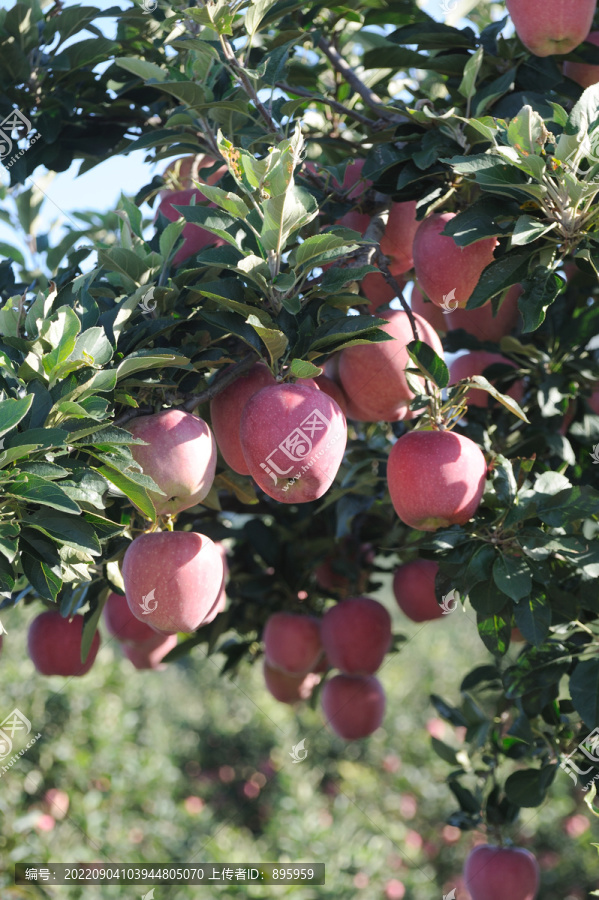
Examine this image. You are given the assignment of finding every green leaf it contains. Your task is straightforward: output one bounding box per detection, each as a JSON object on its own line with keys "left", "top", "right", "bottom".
{"left": 289, "top": 359, "right": 322, "bottom": 379}
{"left": 469, "top": 376, "right": 529, "bottom": 422}
{"left": 511, "top": 215, "right": 556, "bottom": 246}
{"left": 114, "top": 57, "right": 167, "bottom": 82}
{"left": 261, "top": 185, "right": 319, "bottom": 254}
{"left": 0, "top": 523, "right": 19, "bottom": 563}
{"left": 507, "top": 105, "right": 548, "bottom": 157}
{"left": 21, "top": 553, "right": 61, "bottom": 601}
{"left": 570, "top": 659, "right": 599, "bottom": 727}
{"left": 406, "top": 340, "right": 449, "bottom": 389}
{"left": 116, "top": 351, "right": 191, "bottom": 380}
{"left": 505, "top": 766, "right": 556, "bottom": 808}
{"left": 81, "top": 597, "right": 105, "bottom": 664}
{"left": 466, "top": 252, "right": 531, "bottom": 309}
{"left": 513, "top": 594, "right": 551, "bottom": 646}
{"left": 458, "top": 46, "right": 484, "bottom": 101}
{"left": 24, "top": 510, "right": 102, "bottom": 556}
{"left": 197, "top": 183, "right": 249, "bottom": 219}
{"left": 245, "top": 0, "right": 279, "bottom": 36}
{"left": 246, "top": 315, "right": 288, "bottom": 366}
{"left": 319, "top": 264, "right": 379, "bottom": 294}
{"left": 492, "top": 455, "right": 517, "bottom": 506}
{"left": 476, "top": 607, "right": 511, "bottom": 656}
{"left": 493, "top": 555, "right": 532, "bottom": 602}
{"left": 431, "top": 736, "right": 459, "bottom": 765}
{"left": 295, "top": 234, "right": 356, "bottom": 268}
{"left": 7, "top": 473, "right": 81, "bottom": 514}
{"left": 94, "top": 465, "right": 156, "bottom": 522}
{"left": 519, "top": 266, "right": 562, "bottom": 333}
{"left": 0, "top": 395, "right": 34, "bottom": 438}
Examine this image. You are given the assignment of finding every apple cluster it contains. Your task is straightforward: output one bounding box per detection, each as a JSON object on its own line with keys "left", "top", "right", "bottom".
{"left": 262, "top": 597, "right": 392, "bottom": 741}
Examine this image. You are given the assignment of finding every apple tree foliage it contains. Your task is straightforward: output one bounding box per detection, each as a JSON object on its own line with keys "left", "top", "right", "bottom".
{"left": 1, "top": 0, "right": 599, "bottom": 835}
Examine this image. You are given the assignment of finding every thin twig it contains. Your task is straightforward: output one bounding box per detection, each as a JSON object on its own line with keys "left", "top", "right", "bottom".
{"left": 113, "top": 405, "right": 154, "bottom": 427}
{"left": 183, "top": 354, "right": 257, "bottom": 412}
{"left": 317, "top": 37, "right": 402, "bottom": 122}
{"left": 220, "top": 34, "right": 284, "bottom": 138}
{"left": 275, "top": 81, "right": 377, "bottom": 128}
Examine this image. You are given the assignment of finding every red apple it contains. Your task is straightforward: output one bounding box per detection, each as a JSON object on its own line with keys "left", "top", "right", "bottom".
{"left": 122, "top": 632, "right": 179, "bottom": 670}
{"left": 379, "top": 201, "right": 420, "bottom": 275}
{"left": 333, "top": 158, "right": 372, "bottom": 199}
{"left": 263, "top": 661, "right": 321, "bottom": 704}
{"left": 411, "top": 285, "right": 447, "bottom": 332}
{"left": 464, "top": 844, "right": 540, "bottom": 900}
{"left": 320, "top": 597, "right": 392, "bottom": 674}
{"left": 392, "top": 559, "right": 444, "bottom": 622}
{"left": 240, "top": 382, "right": 347, "bottom": 503}
{"left": 321, "top": 674, "right": 386, "bottom": 739}
{"left": 201, "top": 541, "right": 229, "bottom": 625}
{"left": 210, "top": 362, "right": 276, "bottom": 475}
{"left": 564, "top": 31, "right": 599, "bottom": 86}
{"left": 413, "top": 213, "right": 497, "bottom": 309}
{"left": 263, "top": 612, "right": 323, "bottom": 675}
{"left": 122, "top": 531, "right": 224, "bottom": 634}
{"left": 157, "top": 187, "right": 225, "bottom": 265}
{"left": 589, "top": 389, "right": 599, "bottom": 415}
{"left": 446, "top": 284, "right": 521, "bottom": 342}
{"left": 338, "top": 309, "right": 445, "bottom": 421}
{"left": 127, "top": 408, "right": 216, "bottom": 516}
{"left": 506, "top": 0, "right": 596, "bottom": 57}
{"left": 159, "top": 154, "right": 226, "bottom": 196}
{"left": 335, "top": 210, "right": 406, "bottom": 311}
{"left": 387, "top": 430, "right": 487, "bottom": 531}
{"left": 103, "top": 591, "right": 157, "bottom": 643}
{"left": 28, "top": 611, "right": 100, "bottom": 677}
{"left": 313, "top": 373, "right": 348, "bottom": 415}
{"left": 449, "top": 351, "right": 523, "bottom": 408}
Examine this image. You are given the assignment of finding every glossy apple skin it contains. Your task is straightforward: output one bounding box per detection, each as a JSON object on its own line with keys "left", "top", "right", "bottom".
{"left": 413, "top": 213, "right": 497, "bottom": 309}
{"left": 201, "top": 542, "right": 229, "bottom": 625}
{"left": 322, "top": 674, "right": 386, "bottom": 740}
{"left": 210, "top": 362, "right": 276, "bottom": 475}
{"left": 449, "top": 351, "right": 523, "bottom": 408}
{"left": 123, "top": 633, "right": 179, "bottom": 670}
{"left": 103, "top": 591, "right": 158, "bottom": 643}
{"left": 338, "top": 310, "right": 444, "bottom": 422}
{"left": 564, "top": 31, "right": 599, "bottom": 86}
{"left": 263, "top": 661, "right": 321, "bottom": 704}
{"left": 392, "top": 559, "right": 444, "bottom": 622}
{"left": 506, "top": 0, "right": 596, "bottom": 57}
{"left": 28, "top": 611, "right": 100, "bottom": 677}
{"left": 313, "top": 374, "right": 348, "bottom": 416}
{"left": 387, "top": 430, "right": 487, "bottom": 531}
{"left": 321, "top": 597, "right": 392, "bottom": 675}
{"left": 464, "top": 845, "right": 540, "bottom": 900}
{"left": 380, "top": 201, "right": 420, "bottom": 275}
{"left": 127, "top": 409, "right": 216, "bottom": 516}
{"left": 411, "top": 285, "right": 447, "bottom": 332}
{"left": 446, "top": 284, "right": 521, "bottom": 342}
{"left": 263, "top": 612, "right": 323, "bottom": 675}
{"left": 122, "top": 531, "right": 224, "bottom": 634}
{"left": 240, "top": 383, "right": 347, "bottom": 503}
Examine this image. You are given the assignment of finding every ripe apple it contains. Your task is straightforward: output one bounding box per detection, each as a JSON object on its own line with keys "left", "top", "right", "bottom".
{"left": 210, "top": 362, "right": 276, "bottom": 475}
{"left": 387, "top": 430, "right": 487, "bottom": 531}
{"left": 449, "top": 351, "right": 523, "bottom": 408}
{"left": 28, "top": 611, "right": 100, "bottom": 677}
{"left": 335, "top": 210, "right": 406, "bottom": 311}
{"left": 123, "top": 632, "right": 179, "bottom": 670}
{"left": 333, "top": 158, "right": 372, "bottom": 199}
{"left": 201, "top": 541, "right": 229, "bottom": 625}
{"left": 564, "top": 31, "right": 599, "bottom": 86}
{"left": 313, "top": 373, "right": 348, "bottom": 415}
{"left": 379, "top": 201, "right": 420, "bottom": 275}
{"left": 446, "top": 284, "right": 521, "bottom": 342}
{"left": 464, "top": 844, "right": 540, "bottom": 900}
{"left": 157, "top": 187, "right": 225, "bottom": 265}
{"left": 413, "top": 213, "right": 497, "bottom": 309}
{"left": 338, "top": 309, "right": 445, "bottom": 421}
{"left": 392, "top": 559, "right": 444, "bottom": 622}
{"left": 263, "top": 612, "right": 323, "bottom": 675}
{"left": 263, "top": 661, "right": 321, "bottom": 704}
{"left": 321, "top": 674, "right": 386, "bottom": 739}
{"left": 122, "top": 531, "right": 224, "bottom": 634}
{"left": 127, "top": 408, "right": 217, "bottom": 516}
{"left": 103, "top": 591, "right": 158, "bottom": 643}
{"left": 410, "top": 285, "right": 447, "bottom": 332}
{"left": 240, "top": 382, "right": 347, "bottom": 503}
{"left": 320, "top": 597, "right": 392, "bottom": 674}
{"left": 506, "top": 0, "right": 596, "bottom": 57}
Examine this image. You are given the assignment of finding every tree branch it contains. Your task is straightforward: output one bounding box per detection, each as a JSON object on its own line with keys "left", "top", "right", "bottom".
{"left": 317, "top": 37, "right": 402, "bottom": 122}
{"left": 219, "top": 34, "right": 284, "bottom": 139}
{"left": 275, "top": 81, "right": 379, "bottom": 129}
{"left": 183, "top": 354, "right": 257, "bottom": 412}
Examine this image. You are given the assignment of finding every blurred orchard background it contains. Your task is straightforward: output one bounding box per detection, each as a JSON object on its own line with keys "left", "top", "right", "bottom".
{"left": 1, "top": 578, "right": 598, "bottom": 899}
